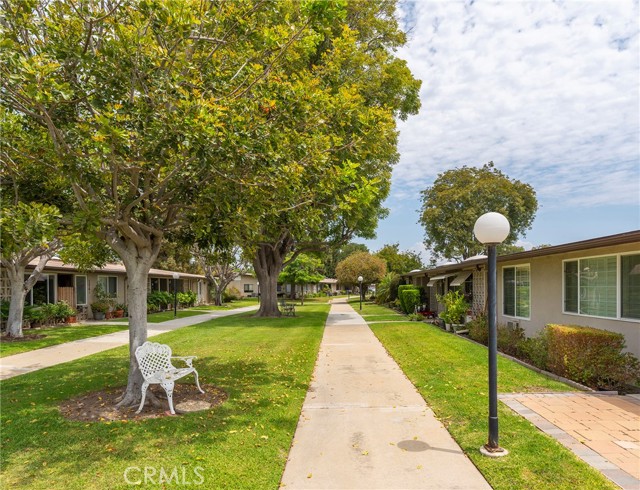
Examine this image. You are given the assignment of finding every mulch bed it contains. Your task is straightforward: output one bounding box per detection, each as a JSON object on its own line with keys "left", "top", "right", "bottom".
{"left": 59, "top": 384, "right": 228, "bottom": 422}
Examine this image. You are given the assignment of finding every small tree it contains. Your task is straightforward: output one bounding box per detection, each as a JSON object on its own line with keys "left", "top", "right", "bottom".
{"left": 0, "top": 202, "right": 62, "bottom": 337}
{"left": 195, "top": 245, "right": 250, "bottom": 306}
{"left": 278, "top": 254, "right": 324, "bottom": 305}
{"left": 419, "top": 162, "right": 538, "bottom": 262}
{"left": 335, "top": 252, "right": 386, "bottom": 294}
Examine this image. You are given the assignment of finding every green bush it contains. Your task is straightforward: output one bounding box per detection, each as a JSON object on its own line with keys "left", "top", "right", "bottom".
{"left": 518, "top": 330, "right": 549, "bottom": 371}
{"left": 223, "top": 286, "right": 241, "bottom": 302}
{"left": 399, "top": 289, "right": 420, "bottom": 314}
{"left": 397, "top": 285, "right": 418, "bottom": 313}
{"left": 147, "top": 291, "right": 173, "bottom": 310}
{"left": 437, "top": 290, "right": 469, "bottom": 325}
{"left": 375, "top": 273, "right": 400, "bottom": 305}
{"left": 497, "top": 323, "right": 526, "bottom": 357}
{"left": 546, "top": 324, "right": 640, "bottom": 390}
{"left": 177, "top": 290, "right": 197, "bottom": 308}
{"left": 467, "top": 315, "right": 488, "bottom": 344}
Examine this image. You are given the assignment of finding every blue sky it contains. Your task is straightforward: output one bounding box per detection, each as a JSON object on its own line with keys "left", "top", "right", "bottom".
{"left": 362, "top": 0, "right": 640, "bottom": 262}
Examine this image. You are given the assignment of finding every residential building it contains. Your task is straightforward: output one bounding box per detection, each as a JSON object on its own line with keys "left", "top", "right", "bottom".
{"left": 403, "top": 231, "right": 640, "bottom": 357}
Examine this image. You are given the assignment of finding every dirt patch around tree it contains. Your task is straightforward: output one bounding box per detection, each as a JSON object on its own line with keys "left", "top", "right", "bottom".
{"left": 59, "top": 384, "right": 228, "bottom": 422}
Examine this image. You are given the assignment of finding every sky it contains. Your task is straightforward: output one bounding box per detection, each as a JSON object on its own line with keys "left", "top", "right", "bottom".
{"left": 362, "top": 0, "right": 640, "bottom": 262}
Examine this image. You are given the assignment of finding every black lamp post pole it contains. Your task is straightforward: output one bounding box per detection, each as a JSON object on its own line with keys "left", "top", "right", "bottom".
{"left": 486, "top": 243, "right": 499, "bottom": 450}
{"left": 359, "top": 281, "right": 363, "bottom": 311}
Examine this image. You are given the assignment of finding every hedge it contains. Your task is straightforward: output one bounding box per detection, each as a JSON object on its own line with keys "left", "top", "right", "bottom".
{"left": 399, "top": 289, "right": 420, "bottom": 315}
{"left": 397, "top": 285, "right": 418, "bottom": 314}
{"left": 546, "top": 324, "right": 640, "bottom": 390}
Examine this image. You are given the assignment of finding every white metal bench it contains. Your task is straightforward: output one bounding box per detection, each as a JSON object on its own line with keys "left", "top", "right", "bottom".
{"left": 135, "top": 341, "right": 204, "bottom": 415}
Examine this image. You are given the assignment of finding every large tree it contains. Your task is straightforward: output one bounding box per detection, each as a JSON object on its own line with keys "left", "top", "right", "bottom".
{"left": 194, "top": 245, "right": 250, "bottom": 306}
{"left": 322, "top": 242, "right": 369, "bottom": 278}
{"left": 419, "top": 162, "right": 538, "bottom": 262}
{"left": 375, "top": 243, "right": 423, "bottom": 274}
{"left": 200, "top": 0, "right": 421, "bottom": 316}
{"left": 1, "top": 0, "right": 328, "bottom": 408}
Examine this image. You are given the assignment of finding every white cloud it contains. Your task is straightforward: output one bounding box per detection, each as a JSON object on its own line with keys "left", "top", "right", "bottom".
{"left": 392, "top": 0, "right": 640, "bottom": 210}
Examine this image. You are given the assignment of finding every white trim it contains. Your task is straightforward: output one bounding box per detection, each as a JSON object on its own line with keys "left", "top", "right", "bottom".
{"left": 501, "top": 264, "right": 531, "bottom": 320}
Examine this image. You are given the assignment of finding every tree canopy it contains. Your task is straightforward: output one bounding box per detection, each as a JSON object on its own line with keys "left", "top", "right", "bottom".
{"left": 375, "top": 243, "right": 423, "bottom": 274}
{"left": 335, "top": 251, "right": 386, "bottom": 289}
{"left": 419, "top": 162, "right": 538, "bottom": 261}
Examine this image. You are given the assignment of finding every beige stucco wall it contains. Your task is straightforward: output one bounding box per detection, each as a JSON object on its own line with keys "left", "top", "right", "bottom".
{"left": 498, "top": 241, "right": 640, "bottom": 357}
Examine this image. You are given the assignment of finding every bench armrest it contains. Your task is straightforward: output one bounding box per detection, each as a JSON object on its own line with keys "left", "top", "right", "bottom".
{"left": 172, "top": 356, "right": 197, "bottom": 366}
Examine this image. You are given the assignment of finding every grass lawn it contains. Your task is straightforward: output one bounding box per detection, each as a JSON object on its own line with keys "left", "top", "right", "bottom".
{"left": 0, "top": 324, "right": 129, "bottom": 358}
{"left": 0, "top": 304, "right": 329, "bottom": 490}
{"left": 362, "top": 303, "right": 617, "bottom": 489}
{"left": 189, "top": 298, "right": 259, "bottom": 311}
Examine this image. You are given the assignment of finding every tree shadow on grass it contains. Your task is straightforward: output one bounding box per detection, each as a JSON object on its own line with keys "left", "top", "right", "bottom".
{"left": 1, "top": 351, "right": 309, "bottom": 487}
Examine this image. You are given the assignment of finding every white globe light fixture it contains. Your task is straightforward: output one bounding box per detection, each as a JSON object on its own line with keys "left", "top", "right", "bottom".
{"left": 473, "top": 212, "right": 510, "bottom": 245}
{"left": 357, "top": 276, "right": 364, "bottom": 311}
{"left": 474, "top": 212, "right": 510, "bottom": 458}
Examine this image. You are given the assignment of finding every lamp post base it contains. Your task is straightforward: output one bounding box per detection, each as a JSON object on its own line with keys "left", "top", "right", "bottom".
{"left": 480, "top": 445, "right": 509, "bottom": 458}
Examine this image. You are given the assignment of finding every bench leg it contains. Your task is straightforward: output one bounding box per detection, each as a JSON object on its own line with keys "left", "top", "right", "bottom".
{"left": 193, "top": 369, "right": 205, "bottom": 394}
{"left": 161, "top": 380, "right": 176, "bottom": 414}
{"left": 136, "top": 381, "right": 150, "bottom": 414}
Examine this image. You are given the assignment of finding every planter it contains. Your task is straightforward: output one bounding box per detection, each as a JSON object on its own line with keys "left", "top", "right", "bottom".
{"left": 93, "top": 311, "right": 105, "bottom": 321}
{"left": 66, "top": 316, "right": 77, "bottom": 324}
{"left": 105, "top": 311, "right": 113, "bottom": 319}
{"left": 445, "top": 323, "right": 452, "bottom": 332}
{"left": 113, "top": 309, "right": 124, "bottom": 318}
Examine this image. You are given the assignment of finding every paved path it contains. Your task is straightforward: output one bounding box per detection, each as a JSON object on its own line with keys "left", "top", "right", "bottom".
{"left": 0, "top": 306, "right": 258, "bottom": 380}
{"left": 501, "top": 392, "right": 640, "bottom": 490}
{"left": 280, "top": 299, "right": 491, "bottom": 490}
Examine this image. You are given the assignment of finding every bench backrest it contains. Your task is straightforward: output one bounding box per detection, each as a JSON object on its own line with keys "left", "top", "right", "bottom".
{"left": 135, "top": 341, "right": 173, "bottom": 378}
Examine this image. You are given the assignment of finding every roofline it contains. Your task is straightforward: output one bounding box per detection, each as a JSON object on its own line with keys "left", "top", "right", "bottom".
{"left": 404, "top": 230, "right": 640, "bottom": 278}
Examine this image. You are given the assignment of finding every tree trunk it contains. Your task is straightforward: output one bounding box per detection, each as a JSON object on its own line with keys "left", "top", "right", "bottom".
{"left": 113, "top": 244, "right": 158, "bottom": 409}
{"left": 6, "top": 265, "right": 27, "bottom": 338}
{"left": 253, "top": 244, "right": 285, "bottom": 317}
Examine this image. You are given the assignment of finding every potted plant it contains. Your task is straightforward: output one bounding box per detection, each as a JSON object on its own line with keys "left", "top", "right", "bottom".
{"left": 437, "top": 290, "right": 470, "bottom": 332}
{"left": 113, "top": 303, "right": 126, "bottom": 318}
{"left": 90, "top": 301, "right": 109, "bottom": 320}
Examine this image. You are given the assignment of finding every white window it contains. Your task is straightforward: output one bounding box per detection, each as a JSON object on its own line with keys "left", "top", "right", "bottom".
{"left": 75, "top": 276, "right": 88, "bottom": 305}
{"left": 97, "top": 276, "right": 117, "bottom": 297}
{"left": 503, "top": 265, "right": 530, "bottom": 319}
{"left": 564, "top": 253, "right": 640, "bottom": 320}
{"left": 244, "top": 284, "right": 254, "bottom": 293}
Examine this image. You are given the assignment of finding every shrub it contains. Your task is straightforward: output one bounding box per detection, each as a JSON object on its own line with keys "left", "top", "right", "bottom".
{"left": 518, "top": 330, "right": 549, "bottom": 370}
{"left": 376, "top": 273, "right": 400, "bottom": 305}
{"left": 467, "top": 315, "right": 525, "bottom": 356}
{"left": 407, "top": 313, "right": 423, "bottom": 322}
{"left": 437, "top": 290, "right": 469, "bottom": 325}
{"left": 397, "top": 285, "right": 418, "bottom": 313}
{"left": 467, "top": 315, "right": 488, "bottom": 344}
{"left": 148, "top": 291, "right": 172, "bottom": 310}
{"left": 399, "top": 289, "right": 420, "bottom": 314}
{"left": 177, "top": 290, "right": 197, "bottom": 308}
{"left": 546, "top": 324, "right": 640, "bottom": 390}
{"left": 223, "top": 286, "right": 241, "bottom": 302}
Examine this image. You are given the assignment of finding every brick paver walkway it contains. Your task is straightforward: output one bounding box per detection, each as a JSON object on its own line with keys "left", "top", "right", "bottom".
{"left": 501, "top": 392, "right": 640, "bottom": 490}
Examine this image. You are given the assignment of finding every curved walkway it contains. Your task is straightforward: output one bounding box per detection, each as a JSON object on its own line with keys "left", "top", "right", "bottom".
{"left": 0, "top": 305, "right": 258, "bottom": 380}
{"left": 280, "top": 298, "right": 490, "bottom": 489}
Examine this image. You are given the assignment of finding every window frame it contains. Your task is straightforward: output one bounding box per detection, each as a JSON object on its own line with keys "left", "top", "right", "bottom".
{"left": 502, "top": 264, "right": 531, "bottom": 320}
{"left": 244, "top": 284, "right": 254, "bottom": 293}
{"left": 75, "top": 275, "right": 88, "bottom": 306}
{"left": 97, "top": 275, "right": 118, "bottom": 297}
{"left": 563, "top": 252, "right": 640, "bottom": 322}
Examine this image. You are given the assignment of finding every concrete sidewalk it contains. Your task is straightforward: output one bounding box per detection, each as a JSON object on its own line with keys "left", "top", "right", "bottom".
{"left": 280, "top": 299, "right": 491, "bottom": 489}
{"left": 0, "top": 305, "right": 258, "bottom": 380}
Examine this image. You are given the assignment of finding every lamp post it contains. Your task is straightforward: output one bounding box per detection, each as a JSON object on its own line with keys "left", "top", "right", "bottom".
{"left": 358, "top": 275, "right": 364, "bottom": 311}
{"left": 256, "top": 281, "right": 260, "bottom": 304}
{"left": 474, "top": 212, "right": 510, "bottom": 457}
{"left": 172, "top": 272, "right": 180, "bottom": 318}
